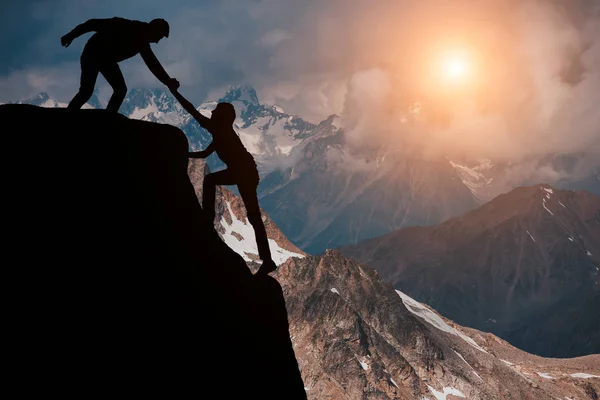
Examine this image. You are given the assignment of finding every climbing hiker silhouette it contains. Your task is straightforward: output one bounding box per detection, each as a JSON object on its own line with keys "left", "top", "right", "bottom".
{"left": 61, "top": 17, "right": 179, "bottom": 112}
{"left": 170, "top": 89, "right": 277, "bottom": 277}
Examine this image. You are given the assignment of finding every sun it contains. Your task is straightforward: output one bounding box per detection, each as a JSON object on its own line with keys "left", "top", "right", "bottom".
{"left": 440, "top": 50, "right": 472, "bottom": 85}
{"left": 444, "top": 56, "right": 468, "bottom": 79}
{"left": 420, "top": 43, "right": 482, "bottom": 100}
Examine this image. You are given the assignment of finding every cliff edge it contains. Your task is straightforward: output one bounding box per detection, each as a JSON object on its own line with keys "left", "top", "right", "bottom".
{"left": 2, "top": 104, "right": 306, "bottom": 398}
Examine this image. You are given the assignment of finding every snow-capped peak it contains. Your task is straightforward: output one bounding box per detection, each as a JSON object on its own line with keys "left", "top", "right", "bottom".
{"left": 185, "top": 84, "right": 322, "bottom": 175}
{"left": 19, "top": 91, "right": 99, "bottom": 109}
{"left": 25, "top": 92, "right": 51, "bottom": 105}
{"left": 219, "top": 84, "right": 260, "bottom": 106}
{"left": 119, "top": 88, "right": 189, "bottom": 127}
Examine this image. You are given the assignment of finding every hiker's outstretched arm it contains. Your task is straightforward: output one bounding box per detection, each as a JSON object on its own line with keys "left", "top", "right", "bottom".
{"left": 170, "top": 89, "right": 212, "bottom": 129}
{"left": 68, "top": 18, "right": 110, "bottom": 38}
{"left": 189, "top": 142, "right": 216, "bottom": 159}
{"left": 140, "top": 45, "right": 172, "bottom": 85}
{"left": 61, "top": 18, "right": 114, "bottom": 47}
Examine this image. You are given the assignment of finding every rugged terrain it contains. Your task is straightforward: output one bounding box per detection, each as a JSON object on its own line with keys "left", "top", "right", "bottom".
{"left": 272, "top": 250, "right": 600, "bottom": 399}
{"left": 189, "top": 157, "right": 600, "bottom": 399}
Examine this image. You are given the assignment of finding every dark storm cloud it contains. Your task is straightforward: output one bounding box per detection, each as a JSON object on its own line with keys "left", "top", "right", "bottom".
{"left": 0, "top": 0, "right": 295, "bottom": 104}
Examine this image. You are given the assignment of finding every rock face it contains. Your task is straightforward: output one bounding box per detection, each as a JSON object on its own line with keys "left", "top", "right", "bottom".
{"left": 2, "top": 104, "right": 306, "bottom": 399}
{"left": 340, "top": 184, "right": 600, "bottom": 358}
{"left": 272, "top": 250, "right": 600, "bottom": 400}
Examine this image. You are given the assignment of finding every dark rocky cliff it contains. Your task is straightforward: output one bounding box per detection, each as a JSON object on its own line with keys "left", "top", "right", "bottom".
{"left": 2, "top": 104, "right": 306, "bottom": 398}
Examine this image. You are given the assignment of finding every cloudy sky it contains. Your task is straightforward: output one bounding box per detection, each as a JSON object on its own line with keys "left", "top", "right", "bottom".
{"left": 1, "top": 0, "right": 599, "bottom": 167}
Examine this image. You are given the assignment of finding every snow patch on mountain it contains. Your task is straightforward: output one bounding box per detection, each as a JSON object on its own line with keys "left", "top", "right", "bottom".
{"left": 38, "top": 98, "right": 69, "bottom": 108}
{"left": 570, "top": 373, "right": 600, "bottom": 379}
{"left": 453, "top": 350, "right": 483, "bottom": 381}
{"left": 542, "top": 197, "right": 555, "bottom": 216}
{"left": 396, "top": 290, "right": 488, "bottom": 353}
{"left": 536, "top": 372, "right": 554, "bottom": 379}
{"left": 219, "top": 201, "right": 304, "bottom": 265}
{"left": 356, "top": 356, "right": 369, "bottom": 371}
{"left": 426, "top": 385, "right": 466, "bottom": 400}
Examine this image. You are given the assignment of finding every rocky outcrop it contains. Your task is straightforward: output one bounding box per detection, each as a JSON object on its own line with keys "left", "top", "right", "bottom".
{"left": 273, "top": 250, "right": 600, "bottom": 399}
{"left": 2, "top": 104, "right": 306, "bottom": 399}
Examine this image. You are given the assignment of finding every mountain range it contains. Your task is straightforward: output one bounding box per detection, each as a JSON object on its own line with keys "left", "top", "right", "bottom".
{"left": 340, "top": 184, "right": 600, "bottom": 358}
{"left": 14, "top": 85, "right": 600, "bottom": 255}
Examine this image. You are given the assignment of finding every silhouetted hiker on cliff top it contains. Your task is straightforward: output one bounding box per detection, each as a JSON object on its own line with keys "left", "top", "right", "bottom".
{"left": 61, "top": 17, "right": 179, "bottom": 112}
{"left": 170, "top": 89, "right": 277, "bottom": 277}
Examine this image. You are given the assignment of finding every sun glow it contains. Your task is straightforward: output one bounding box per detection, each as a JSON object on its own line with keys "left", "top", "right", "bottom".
{"left": 444, "top": 56, "right": 468, "bottom": 79}
{"left": 439, "top": 49, "right": 473, "bottom": 85}
{"left": 415, "top": 43, "right": 485, "bottom": 106}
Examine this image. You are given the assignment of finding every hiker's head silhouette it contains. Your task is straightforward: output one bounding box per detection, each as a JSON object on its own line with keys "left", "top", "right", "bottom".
{"left": 211, "top": 102, "right": 236, "bottom": 125}
{"left": 148, "top": 18, "right": 169, "bottom": 43}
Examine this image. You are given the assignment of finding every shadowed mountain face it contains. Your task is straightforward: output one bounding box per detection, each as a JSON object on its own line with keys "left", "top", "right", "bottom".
{"left": 258, "top": 132, "right": 479, "bottom": 254}
{"left": 340, "top": 184, "right": 600, "bottom": 358}
{"left": 2, "top": 104, "right": 306, "bottom": 399}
